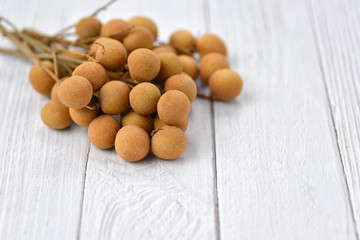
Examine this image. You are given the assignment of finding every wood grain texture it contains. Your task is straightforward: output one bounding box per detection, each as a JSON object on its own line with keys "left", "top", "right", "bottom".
{"left": 0, "top": 1, "right": 89, "bottom": 239}
{"left": 308, "top": 0, "right": 360, "bottom": 235}
{"left": 79, "top": 0, "right": 217, "bottom": 239}
{"left": 208, "top": 0, "right": 357, "bottom": 239}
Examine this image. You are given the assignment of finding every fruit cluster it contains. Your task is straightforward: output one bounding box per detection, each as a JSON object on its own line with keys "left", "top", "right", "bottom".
{"left": 6, "top": 12, "right": 243, "bottom": 161}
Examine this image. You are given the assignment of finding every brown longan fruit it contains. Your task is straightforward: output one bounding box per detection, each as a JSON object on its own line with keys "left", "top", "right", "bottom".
{"left": 123, "top": 26, "right": 154, "bottom": 52}
{"left": 69, "top": 106, "right": 100, "bottom": 127}
{"left": 157, "top": 90, "right": 190, "bottom": 125}
{"left": 129, "top": 82, "right": 161, "bottom": 115}
{"left": 128, "top": 16, "right": 158, "bottom": 39}
{"left": 76, "top": 17, "right": 102, "bottom": 39}
{"left": 209, "top": 69, "right": 243, "bottom": 101}
{"left": 156, "top": 52, "right": 183, "bottom": 83}
{"left": 115, "top": 125, "right": 150, "bottom": 162}
{"left": 154, "top": 115, "right": 188, "bottom": 131}
{"left": 196, "top": 33, "right": 227, "bottom": 57}
{"left": 152, "top": 45, "right": 177, "bottom": 55}
{"left": 29, "top": 61, "right": 55, "bottom": 96}
{"left": 41, "top": 99, "right": 72, "bottom": 130}
{"left": 178, "top": 55, "right": 198, "bottom": 80}
{"left": 88, "top": 115, "right": 120, "bottom": 149}
{"left": 164, "top": 74, "right": 197, "bottom": 103}
{"left": 169, "top": 30, "right": 196, "bottom": 54}
{"left": 100, "top": 19, "right": 131, "bottom": 42}
{"left": 121, "top": 111, "right": 153, "bottom": 134}
{"left": 50, "top": 77, "right": 68, "bottom": 100}
{"left": 93, "top": 38, "right": 127, "bottom": 70}
{"left": 128, "top": 48, "right": 161, "bottom": 82}
{"left": 200, "top": 53, "right": 230, "bottom": 83}
{"left": 57, "top": 76, "right": 93, "bottom": 109}
{"left": 99, "top": 81, "right": 130, "bottom": 114}
{"left": 72, "top": 62, "right": 107, "bottom": 91}
{"left": 151, "top": 125, "right": 187, "bottom": 160}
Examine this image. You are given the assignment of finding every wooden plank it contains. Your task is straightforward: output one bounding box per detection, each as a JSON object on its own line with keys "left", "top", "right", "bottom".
{"left": 0, "top": 1, "right": 88, "bottom": 239}
{"left": 208, "top": 0, "right": 357, "bottom": 239}
{"left": 79, "top": 0, "right": 217, "bottom": 239}
{"left": 308, "top": 0, "right": 360, "bottom": 235}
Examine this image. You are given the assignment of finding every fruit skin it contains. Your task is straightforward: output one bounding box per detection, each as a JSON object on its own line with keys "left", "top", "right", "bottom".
{"left": 121, "top": 111, "right": 153, "bottom": 134}
{"left": 151, "top": 125, "right": 187, "bottom": 160}
{"left": 115, "top": 125, "right": 150, "bottom": 162}
{"left": 41, "top": 99, "right": 72, "bottom": 130}
{"left": 169, "top": 30, "right": 196, "bottom": 54}
{"left": 178, "top": 55, "right": 198, "bottom": 80}
{"left": 93, "top": 38, "right": 127, "bottom": 71}
{"left": 128, "top": 16, "right": 158, "bottom": 39}
{"left": 72, "top": 62, "right": 107, "bottom": 91}
{"left": 50, "top": 77, "right": 68, "bottom": 100}
{"left": 29, "top": 61, "right": 55, "bottom": 96}
{"left": 100, "top": 19, "right": 131, "bottom": 42}
{"left": 154, "top": 115, "right": 188, "bottom": 131}
{"left": 209, "top": 69, "right": 243, "bottom": 101}
{"left": 156, "top": 52, "right": 183, "bottom": 83}
{"left": 99, "top": 81, "right": 130, "bottom": 115}
{"left": 164, "top": 74, "right": 197, "bottom": 103}
{"left": 157, "top": 90, "right": 190, "bottom": 126}
{"left": 200, "top": 53, "right": 230, "bottom": 83}
{"left": 129, "top": 82, "right": 161, "bottom": 115}
{"left": 57, "top": 76, "right": 93, "bottom": 109}
{"left": 152, "top": 45, "right": 177, "bottom": 55}
{"left": 69, "top": 107, "right": 99, "bottom": 127}
{"left": 76, "top": 17, "right": 102, "bottom": 39}
{"left": 128, "top": 48, "right": 161, "bottom": 82}
{"left": 88, "top": 115, "right": 120, "bottom": 149}
{"left": 123, "top": 26, "right": 154, "bottom": 52}
{"left": 196, "top": 33, "right": 227, "bottom": 57}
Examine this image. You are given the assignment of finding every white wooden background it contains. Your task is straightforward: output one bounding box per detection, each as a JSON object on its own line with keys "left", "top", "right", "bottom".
{"left": 0, "top": 0, "right": 359, "bottom": 239}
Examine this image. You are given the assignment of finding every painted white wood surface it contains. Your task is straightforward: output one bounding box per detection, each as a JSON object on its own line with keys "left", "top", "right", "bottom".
{"left": 0, "top": 0, "right": 359, "bottom": 239}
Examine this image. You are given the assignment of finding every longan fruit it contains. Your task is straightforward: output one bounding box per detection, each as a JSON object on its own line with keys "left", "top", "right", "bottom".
{"left": 89, "top": 37, "right": 108, "bottom": 55}
{"left": 88, "top": 115, "right": 120, "bottom": 149}
{"left": 76, "top": 17, "right": 102, "bottom": 39}
{"left": 169, "top": 30, "right": 195, "bottom": 54}
{"left": 154, "top": 115, "right": 188, "bottom": 131}
{"left": 151, "top": 125, "right": 187, "bottom": 160}
{"left": 69, "top": 106, "right": 100, "bottom": 127}
{"left": 115, "top": 125, "right": 150, "bottom": 162}
{"left": 72, "top": 62, "right": 107, "bottom": 91}
{"left": 100, "top": 19, "right": 132, "bottom": 42}
{"left": 93, "top": 38, "right": 127, "bottom": 70}
{"left": 121, "top": 111, "right": 153, "bottom": 134}
{"left": 129, "top": 82, "right": 161, "bottom": 115}
{"left": 200, "top": 53, "right": 230, "bottom": 83}
{"left": 41, "top": 99, "right": 72, "bottom": 130}
{"left": 196, "top": 33, "right": 227, "bottom": 57}
{"left": 209, "top": 69, "right": 243, "bottom": 101}
{"left": 164, "top": 74, "right": 197, "bottom": 103}
{"left": 152, "top": 45, "right": 177, "bottom": 55}
{"left": 156, "top": 52, "right": 183, "bottom": 83}
{"left": 157, "top": 90, "right": 190, "bottom": 125}
{"left": 99, "top": 81, "right": 130, "bottom": 114}
{"left": 128, "top": 16, "right": 158, "bottom": 39}
{"left": 128, "top": 48, "right": 161, "bottom": 82}
{"left": 50, "top": 77, "right": 68, "bottom": 100}
{"left": 123, "top": 26, "right": 154, "bottom": 52}
{"left": 29, "top": 61, "right": 55, "bottom": 96}
{"left": 57, "top": 76, "right": 93, "bottom": 109}
{"left": 178, "top": 55, "right": 198, "bottom": 80}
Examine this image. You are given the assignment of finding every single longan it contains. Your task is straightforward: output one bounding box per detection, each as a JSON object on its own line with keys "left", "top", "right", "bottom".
{"left": 123, "top": 26, "right": 154, "bottom": 52}
{"left": 154, "top": 115, "right": 188, "bottom": 131}
{"left": 128, "top": 16, "right": 158, "bottom": 39}
{"left": 196, "top": 33, "right": 227, "bottom": 57}
{"left": 100, "top": 19, "right": 132, "bottom": 41}
{"left": 41, "top": 99, "right": 72, "bottom": 130}
{"left": 69, "top": 106, "right": 100, "bottom": 127}
{"left": 115, "top": 125, "right": 150, "bottom": 162}
{"left": 99, "top": 81, "right": 130, "bottom": 114}
{"left": 178, "top": 55, "right": 198, "bottom": 80}
{"left": 170, "top": 30, "right": 196, "bottom": 54}
{"left": 128, "top": 48, "right": 161, "bottom": 82}
{"left": 29, "top": 61, "right": 55, "bottom": 96}
{"left": 76, "top": 17, "right": 102, "bottom": 39}
{"left": 209, "top": 69, "right": 243, "bottom": 101}
{"left": 151, "top": 125, "right": 187, "bottom": 160}
{"left": 164, "top": 74, "right": 197, "bottom": 103}
{"left": 157, "top": 90, "right": 190, "bottom": 125}
{"left": 156, "top": 52, "right": 183, "bottom": 83}
{"left": 88, "top": 115, "right": 120, "bottom": 149}
{"left": 57, "top": 76, "right": 93, "bottom": 109}
{"left": 72, "top": 62, "right": 107, "bottom": 91}
{"left": 93, "top": 38, "right": 127, "bottom": 70}
{"left": 200, "top": 53, "right": 230, "bottom": 83}
{"left": 152, "top": 45, "right": 177, "bottom": 55}
{"left": 121, "top": 111, "right": 153, "bottom": 133}
{"left": 129, "top": 82, "right": 161, "bottom": 115}
{"left": 50, "top": 77, "right": 68, "bottom": 100}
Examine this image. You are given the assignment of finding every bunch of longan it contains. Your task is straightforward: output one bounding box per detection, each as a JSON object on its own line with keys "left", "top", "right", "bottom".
{"left": 28, "top": 15, "right": 243, "bottom": 162}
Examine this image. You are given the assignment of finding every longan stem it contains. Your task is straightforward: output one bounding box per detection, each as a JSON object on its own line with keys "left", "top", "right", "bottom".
{"left": 0, "top": 47, "right": 27, "bottom": 58}
{"left": 197, "top": 93, "right": 216, "bottom": 100}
